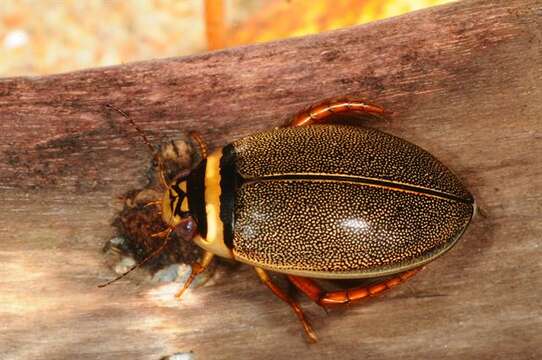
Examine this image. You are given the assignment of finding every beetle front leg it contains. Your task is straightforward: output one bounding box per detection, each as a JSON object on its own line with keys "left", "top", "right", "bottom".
{"left": 189, "top": 131, "right": 208, "bottom": 161}
{"left": 254, "top": 267, "right": 318, "bottom": 343}
{"left": 290, "top": 99, "right": 389, "bottom": 127}
{"left": 175, "top": 251, "right": 215, "bottom": 299}
{"left": 288, "top": 267, "right": 422, "bottom": 307}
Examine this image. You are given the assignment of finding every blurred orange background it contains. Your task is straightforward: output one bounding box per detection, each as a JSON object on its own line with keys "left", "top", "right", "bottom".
{"left": 0, "top": 0, "right": 454, "bottom": 76}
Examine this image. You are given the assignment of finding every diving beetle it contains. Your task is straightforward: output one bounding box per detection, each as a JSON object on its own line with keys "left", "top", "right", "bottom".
{"left": 103, "top": 99, "right": 475, "bottom": 342}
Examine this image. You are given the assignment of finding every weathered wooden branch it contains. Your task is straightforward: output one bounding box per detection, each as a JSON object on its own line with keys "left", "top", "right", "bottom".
{"left": 1, "top": 0, "right": 541, "bottom": 359}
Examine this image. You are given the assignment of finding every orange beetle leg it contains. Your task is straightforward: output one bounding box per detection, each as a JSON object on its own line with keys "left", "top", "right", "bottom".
{"left": 175, "top": 251, "right": 215, "bottom": 299}
{"left": 290, "top": 98, "right": 390, "bottom": 127}
{"left": 254, "top": 267, "right": 318, "bottom": 343}
{"left": 189, "top": 131, "right": 208, "bottom": 161}
{"left": 288, "top": 267, "right": 422, "bottom": 307}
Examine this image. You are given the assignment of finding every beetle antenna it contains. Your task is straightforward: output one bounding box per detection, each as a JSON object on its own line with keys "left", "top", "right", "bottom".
{"left": 106, "top": 104, "right": 156, "bottom": 154}
{"left": 98, "top": 227, "right": 173, "bottom": 288}
{"left": 106, "top": 104, "right": 170, "bottom": 189}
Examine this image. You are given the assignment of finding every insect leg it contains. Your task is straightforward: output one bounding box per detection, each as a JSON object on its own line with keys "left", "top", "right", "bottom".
{"left": 290, "top": 99, "right": 390, "bottom": 127}
{"left": 189, "top": 131, "right": 208, "bottom": 161}
{"left": 144, "top": 200, "right": 162, "bottom": 208}
{"left": 254, "top": 267, "right": 318, "bottom": 343}
{"left": 175, "top": 251, "right": 215, "bottom": 299}
{"left": 288, "top": 267, "right": 422, "bottom": 307}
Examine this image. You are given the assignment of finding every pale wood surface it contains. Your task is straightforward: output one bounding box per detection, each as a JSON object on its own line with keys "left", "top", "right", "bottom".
{"left": 1, "top": 0, "right": 541, "bottom": 359}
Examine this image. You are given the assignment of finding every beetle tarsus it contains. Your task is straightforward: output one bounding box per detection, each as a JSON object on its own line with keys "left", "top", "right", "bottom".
{"left": 254, "top": 267, "right": 318, "bottom": 343}
{"left": 290, "top": 98, "right": 389, "bottom": 127}
{"left": 151, "top": 227, "right": 173, "bottom": 238}
{"left": 176, "top": 251, "right": 215, "bottom": 299}
{"left": 144, "top": 200, "right": 162, "bottom": 208}
{"left": 288, "top": 267, "right": 424, "bottom": 308}
{"left": 189, "top": 131, "right": 209, "bottom": 161}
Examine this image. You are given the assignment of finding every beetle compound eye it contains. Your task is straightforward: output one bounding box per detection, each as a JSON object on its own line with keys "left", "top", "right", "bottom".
{"left": 183, "top": 219, "right": 194, "bottom": 232}
{"left": 178, "top": 217, "right": 197, "bottom": 239}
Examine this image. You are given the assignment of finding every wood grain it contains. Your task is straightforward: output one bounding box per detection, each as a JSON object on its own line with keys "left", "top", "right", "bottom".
{"left": 1, "top": 0, "right": 541, "bottom": 359}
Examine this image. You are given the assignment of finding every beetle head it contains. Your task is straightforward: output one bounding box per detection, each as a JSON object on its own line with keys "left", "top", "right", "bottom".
{"left": 100, "top": 105, "right": 200, "bottom": 289}
{"left": 161, "top": 179, "right": 198, "bottom": 240}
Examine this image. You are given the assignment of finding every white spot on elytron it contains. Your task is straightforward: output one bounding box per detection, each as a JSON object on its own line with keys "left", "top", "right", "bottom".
{"left": 341, "top": 218, "right": 369, "bottom": 232}
{"left": 3, "top": 29, "right": 29, "bottom": 49}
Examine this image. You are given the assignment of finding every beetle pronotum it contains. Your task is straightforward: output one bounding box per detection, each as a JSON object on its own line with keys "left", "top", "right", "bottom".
{"left": 101, "top": 99, "right": 475, "bottom": 342}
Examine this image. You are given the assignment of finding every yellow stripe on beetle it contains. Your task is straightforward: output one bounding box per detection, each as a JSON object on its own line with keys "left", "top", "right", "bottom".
{"left": 192, "top": 150, "right": 233, "bottom": 259}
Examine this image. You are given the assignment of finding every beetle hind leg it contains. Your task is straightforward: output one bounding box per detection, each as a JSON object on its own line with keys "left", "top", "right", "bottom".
{"left": 290, "top": 99, "right": 390, "bottom": 127}
{"left": 288, "top": 267, "right": 422, "bottom": 307}
{"left": 254, "top": 267, "right": 318, "bottom": 343}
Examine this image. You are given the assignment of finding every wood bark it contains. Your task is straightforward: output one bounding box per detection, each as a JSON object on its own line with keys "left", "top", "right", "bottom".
{"left": 0, "top": 0, "right": 541, "bottom": 359}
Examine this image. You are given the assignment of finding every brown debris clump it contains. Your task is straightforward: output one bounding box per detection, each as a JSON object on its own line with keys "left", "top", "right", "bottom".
{"left": 104, "top": 135, "right": 203, "bottom": 277}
